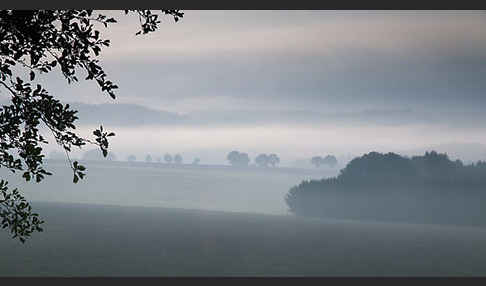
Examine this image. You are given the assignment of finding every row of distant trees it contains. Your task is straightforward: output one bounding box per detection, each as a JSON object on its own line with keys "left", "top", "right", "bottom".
{"left": 226, "top": 151, "right": 339, "bottom": 169}
{"left": 48, "top": 150, "right": 201, "bottom": 165}
{"left": 226, "top": 151, "right": 281, "bottom": 167}
{"left": 50, "top": 149, "right": 338, "bottom": 169}
{"left": 128, "top": 154, "right": 200, "bottom": 165}
{"left": 310, "top": 155, "right": 338, "bottom": 168}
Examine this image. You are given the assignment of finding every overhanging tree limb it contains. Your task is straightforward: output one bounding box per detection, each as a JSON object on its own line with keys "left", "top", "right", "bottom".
{"left": 0, "top": 9, "right": 183, "bottom": 242}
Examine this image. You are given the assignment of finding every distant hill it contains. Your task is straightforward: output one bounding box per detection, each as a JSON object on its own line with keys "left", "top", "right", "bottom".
{"left": 6, "top": 98, "right": 477, "bottom": 128}
{"left": 0, "top": 99, "right": 187, "bottom": 126}
{"left": 70, "top": 102, "right": 188, "bottom": 126}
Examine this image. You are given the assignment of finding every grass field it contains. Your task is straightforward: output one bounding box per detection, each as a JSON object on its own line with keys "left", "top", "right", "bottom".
{"left": 2, "top": 161, "right": 486, "bottom": 276}
{"left": 2, "top": 160, "right": 332, "bottom": 215}
{"left": 1, "top": 201, "right": 486, "bottom": 276}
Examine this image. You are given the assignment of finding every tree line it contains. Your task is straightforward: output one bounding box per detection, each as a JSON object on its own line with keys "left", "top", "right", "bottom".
{"left": 226, "top": 150, "right": 339, "bottom": 168}
{"left": 48, "top": 149, "right": 200, "bottom": 165}
{"left": 50, "top": 149, "right": 339, "bottom": 169}
{"left": 285, "top": 151, "right": 486, "bottom": 220}
{"left": 226, "top": 151, "right": 280, "bottom": 167}
{"left": 131, "top": 153, "right": 187, "bottom": 165}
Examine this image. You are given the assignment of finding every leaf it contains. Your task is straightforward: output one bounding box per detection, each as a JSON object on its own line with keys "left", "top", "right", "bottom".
{"left": 73, "top": 174, "right": 79, "bottom": 184}
{"left": 30, "top": 71, "right": 35, "bottom": 81}
{"left": 22, "top": 172, "right": 31, "bottom": 182}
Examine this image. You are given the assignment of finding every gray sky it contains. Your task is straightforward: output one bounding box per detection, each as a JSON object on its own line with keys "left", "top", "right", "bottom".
{"left": 23, "top": 10, "right": 486, "bottom": 164}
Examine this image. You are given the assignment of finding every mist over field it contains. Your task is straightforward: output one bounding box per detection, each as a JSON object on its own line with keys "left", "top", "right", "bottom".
{"left": 1, "top": 160, "right": 330, "bottom": 215}
{"left": 2, "top": 10, "right": 486, "bottom": 277}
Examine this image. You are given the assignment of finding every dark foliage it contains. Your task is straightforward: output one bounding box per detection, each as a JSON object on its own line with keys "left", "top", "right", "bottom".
{"left": 0, "top": 10, "right": 183, "bottom": 242}
{"left": 286, "top": 151, "right": 486, "bottom": 222}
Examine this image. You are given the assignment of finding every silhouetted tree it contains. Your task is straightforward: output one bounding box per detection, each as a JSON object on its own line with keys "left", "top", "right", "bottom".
{"left": 323, "top": 155, "right": 338, "bottom": 168}
{"left": 174, "top": 154, "right": 183, "bottom": 164}
{"left": 239, "top": 153, "right": 250, "bottom": 166}
{"left": 145, "top": 154, "right": 152, "bottom": 163}
{"left": 164, "top": 153, "right": 173, "bottom": 164}
{"left": 268, "top": 153, "right": 280, "bottom": 167}
{"left": 0, "top": 10, "right": 183, "bottom": 242}
{"left": 227, "top": 150, "right": 250, "bottom": 166}
{"left": 311, "top": 156, "right": 323, "bottom": 168}
{"left": 255, "top": 153, "right": 280, "bottom": 167}
{"left": 311, "top": 155, "right": 337, "bottom": 168}
{"left": 227, "top": 151, "right": 240, "bottom": 165}
{"left": 127, "top": 154, "right": 136, "bottom": 162}
{"left": 255, "top": 154, "right": 270, "bottom": 167}
{"left": 192, "top": 158, "right": 200, "bottom": 165}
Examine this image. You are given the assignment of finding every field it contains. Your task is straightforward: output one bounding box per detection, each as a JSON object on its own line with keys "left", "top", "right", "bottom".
{"left": 1, "top": 201, "right": 486, "bottom": 276}
{"left": 2, "top": 161, "right": 486, "bottom": 276}
{"left": 3, "top": 160, "right": 332, "bottom": 215}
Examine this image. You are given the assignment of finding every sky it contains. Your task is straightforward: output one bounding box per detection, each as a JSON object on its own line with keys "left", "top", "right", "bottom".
{"left": 16, "top": 10, "right": 486, "bottom": 165}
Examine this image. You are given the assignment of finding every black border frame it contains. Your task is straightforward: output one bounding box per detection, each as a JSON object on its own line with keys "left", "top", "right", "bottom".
{"left": 2, "top": 5, "right": 486, "bottom": 284}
